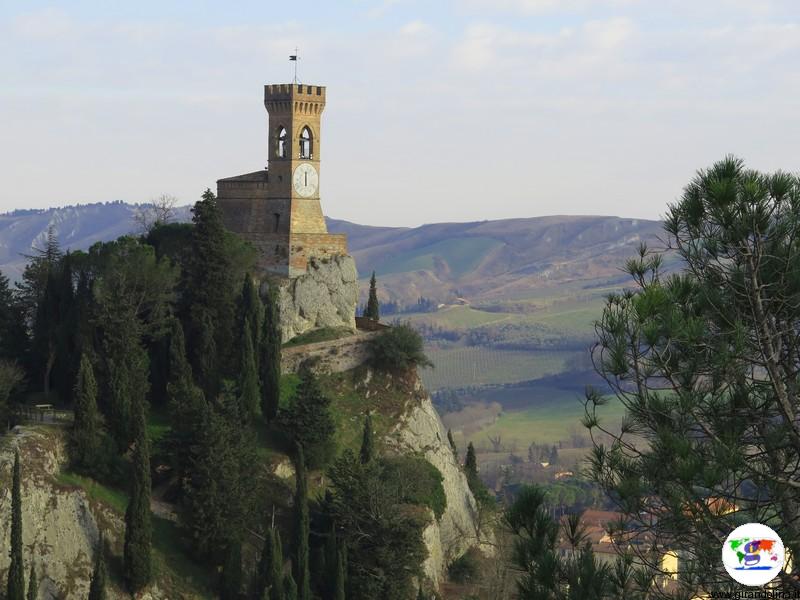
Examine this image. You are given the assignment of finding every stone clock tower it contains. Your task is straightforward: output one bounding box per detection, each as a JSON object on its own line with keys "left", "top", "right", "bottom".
{"left": 217, "top": 83, "right": 347, "bottom": 277}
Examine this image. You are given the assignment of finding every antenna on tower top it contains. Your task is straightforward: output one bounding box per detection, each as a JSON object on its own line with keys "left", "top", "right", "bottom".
{"left": 289, "top": 48, "right": 299, "bottom": 83}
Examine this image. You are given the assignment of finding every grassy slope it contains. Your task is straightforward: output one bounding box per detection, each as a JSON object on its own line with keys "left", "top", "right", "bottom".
{"left": 374, "top": 236, "right": 504, "bottom": 278}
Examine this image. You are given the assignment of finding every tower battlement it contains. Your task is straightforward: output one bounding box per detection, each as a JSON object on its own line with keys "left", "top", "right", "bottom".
{"left": 264, "top": 83, "right": 326, "bottom": 108}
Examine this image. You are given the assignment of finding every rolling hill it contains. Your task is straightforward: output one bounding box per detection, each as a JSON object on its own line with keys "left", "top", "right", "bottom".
{"left": 1, "top": 203, "right": 667, "bottom": 306}
{"left": 327, "top": 215, "right": 668, "bottom": 306}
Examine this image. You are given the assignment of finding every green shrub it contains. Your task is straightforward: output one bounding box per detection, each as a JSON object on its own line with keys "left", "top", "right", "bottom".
{"left": 370, "top": 325, "right": 433, "bottom": 372}
{"left": 382, "top": 455, "right": 446, "bottom": 519}
{"left": 447, "top": 548, "right": 481, "bottom": 584}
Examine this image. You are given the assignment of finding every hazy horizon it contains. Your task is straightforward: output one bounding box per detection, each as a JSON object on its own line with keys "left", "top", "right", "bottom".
{"left": 2, "top": 1, "right": 799, "bottom": 227}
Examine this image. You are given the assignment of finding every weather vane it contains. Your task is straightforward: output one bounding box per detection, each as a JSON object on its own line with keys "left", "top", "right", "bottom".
{"left": 289, "top": 47, "right": 299, "bottom": 83}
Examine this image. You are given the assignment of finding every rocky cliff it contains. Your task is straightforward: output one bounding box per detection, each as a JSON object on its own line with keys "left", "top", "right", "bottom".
{"left": 0, "top": 367, "right": 484, "bottom": 598}
{"left": 0, "top": 428, "right": 131, "bottom": 599}
{"left": 387, "top": 377, "right": 492, "bottom": 587}
{"left": 269, "top": 254, "right": 359, "bottom": 343}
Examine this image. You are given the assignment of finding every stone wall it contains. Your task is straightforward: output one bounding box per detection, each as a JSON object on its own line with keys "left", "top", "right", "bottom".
{"left": 281, "top": 331, "right": 379, "bottom": 374}
{"left": 289, "top": 233, "right": 349, "bottom": 274}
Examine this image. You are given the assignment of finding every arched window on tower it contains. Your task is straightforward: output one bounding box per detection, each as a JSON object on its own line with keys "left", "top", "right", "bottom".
{"left": 299, "top": 126, "right": 313, "bottom": 159}
{"left": 277, "top": 126, "right": 287, "bottom": 158}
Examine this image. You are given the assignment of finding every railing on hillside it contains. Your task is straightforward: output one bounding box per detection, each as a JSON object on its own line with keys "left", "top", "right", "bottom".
{"left": 16, "top": 404, "right": 74, "bottom": 425}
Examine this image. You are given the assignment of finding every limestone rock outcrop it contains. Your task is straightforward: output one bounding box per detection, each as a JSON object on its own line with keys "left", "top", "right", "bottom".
{"left": 387, "top": 376, "right": 493, "bottom": 587}
{"left": 269, "top": 254, "right": 359, "bottom": 343}
{"left": 0, "top": 428, "right": 134, "bottom": 599}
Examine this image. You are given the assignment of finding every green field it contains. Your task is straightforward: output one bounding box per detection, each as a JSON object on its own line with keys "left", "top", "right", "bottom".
{"left": 453, "top": 389, "right": 624, "bottom": 451}
{"left": 421, "top": 346, "right": 579, "bottom": 391}
{"left": 399, "top": 295, "right": 607, "bottom": 339}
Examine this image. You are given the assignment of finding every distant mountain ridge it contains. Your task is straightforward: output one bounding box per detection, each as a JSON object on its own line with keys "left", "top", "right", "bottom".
{"left": 327, "top": 215, "right": 668, "bottom": 304}
{"left": 0, "top": 203, "right": 666, "bottom": 304}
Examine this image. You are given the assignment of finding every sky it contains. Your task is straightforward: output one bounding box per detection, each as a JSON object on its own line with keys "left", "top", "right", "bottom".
{"left": 1, "top": 1, "right": 799, "bottom": 227}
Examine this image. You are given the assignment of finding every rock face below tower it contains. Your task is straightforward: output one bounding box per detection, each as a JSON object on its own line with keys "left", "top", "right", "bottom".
{"left": 265, "top": 254, "right": 358, "bottom": 343}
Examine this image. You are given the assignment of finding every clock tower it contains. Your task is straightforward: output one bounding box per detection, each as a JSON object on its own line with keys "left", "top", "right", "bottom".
{"left": 217, "top": 83, "right": 347, "bottom": 277}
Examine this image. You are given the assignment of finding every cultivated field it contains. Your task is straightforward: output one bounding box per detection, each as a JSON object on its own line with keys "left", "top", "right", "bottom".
{"left": 420, "top": 347, "right": 579, "bottom": 390}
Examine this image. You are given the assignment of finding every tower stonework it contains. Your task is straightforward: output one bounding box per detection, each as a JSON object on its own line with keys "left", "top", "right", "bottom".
{"left": 217, "top": 83, "right": 347, "bottom": 278}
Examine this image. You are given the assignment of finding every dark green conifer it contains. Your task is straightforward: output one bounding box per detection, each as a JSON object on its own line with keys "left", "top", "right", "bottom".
{"left": 279, "top": 369, "right": 335, "bottom": 469}
{"left": 183, "top": 189, "right": 237, "bottom": 396}
{"left": 70, "top": 353, "right": 101, "bottom": 472}
{"left": 165, "top": 319, "right": 205, "bottom": 483}
{"left": 324, "top": 523, "right": 338, "bottom": 597}
{"left": 260, "top": 285, "right": 281, "bottom": 422}
{"left": 7, "top": 450, "right": 24, "bottom": 600}
{"left": 0, "top": 271, "right": 28, "bottom": 365}
{"left": 417, "top": 584, "right": 425, "bottom": 600}
{"left": 272, "top": 529, "right": 285, "bottom": 600}
{"left": 26, "top": 564, "right": 36, "bottom": 600}
{"left": 334, "top": 547, "right": 346, "bottom": 600}
{"left": 88, "top": 537, "right": 108, "bottom": 600}
{"left": 258, "top": 526, "right": 285, "bottom": 600}
{"left": 293, "top": 446, "right": 310, "bottom": 600}
{"left": 363, "top": 272, "right": 379, "bottom": 321}
{"left": 220, "top": 539, "right": 243, "bottom": 600}
{"left": 123, "top": 400, "right": 152, "bottom": 592}
{"left": 284, "top": 573, "right": 298, "bottom": 600}
{"left": 257, "top": 523, "right": 273, "bottom": 597}
{"left": 238, "top": 320, "right": 260, "bottom": 421}
{"left": 237, "top": 274, "right": 263, "bottom": 367}
{"left": 359, "top": 413, "right": 374, "bottom": 464}
{"left": 180, "top": 385, "right": 254, "bottom": 562}
{"left": 465, "top": 442, "right": 478, "bottom": 480}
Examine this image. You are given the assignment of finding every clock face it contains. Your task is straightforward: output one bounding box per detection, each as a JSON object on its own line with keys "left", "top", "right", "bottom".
{"left": 293, "top": 163, "right": 318, "bottom": 197}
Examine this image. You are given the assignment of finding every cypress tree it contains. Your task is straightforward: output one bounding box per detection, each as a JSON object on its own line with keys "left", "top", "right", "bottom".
{"left": 260, "top": 285, "right": 281, "bottom": 422}
{"left": 279, "top": 369, "right": 335, "bottom": 469}
{"left": 165, "top": 319, "right": 205, "bottom": 484}
{"left": 0, "top": 270, "right": 28, "bottom": 365}
{"left": 359, "top": 413, "right": 374, "bottom": 464}
{"left": 334, "top": 547, "right": 346, "bottom": 600}
{"left": 284, "top": 573, "right": 297, "bottom": 600}
{"left": 26, "top": 564, "right": 36, "bottom": 600}
{"left": 88, "top": 537, "right": 108, "bottom": 600}
{"left": 220, "top": 539, "right": 243, "bottom": 600}
{"left": 257, "top": 525, "right": 285, "bottom": 600}
{"left": 364, "top": 272, "right": 379, "bottom": 321}
{"left": 324, "top": 524, "right": 338, "bottom": 597}
{"left": 237, "top": 274, "right": 263, "bottom": 367}
{"left": 238, "top": 320, "right": 260, "bottom": 422}
{"left": 273, "top": 529, "right": 285, "bottom": 600}
{"left": 7, "top": 450, "right": 24, "bottom": 600}
{"left": 70, "top": 353, "right": 101, "bottom": 472}
{"left": 417, "top": 584, "right": 425, "bottom": 600}
{"left": 256, "top": 527, "right": 275, "bottom": 598}
{"left": 183, "top": 189, "right": 237, "bottom": 395}
{"left": 51, "top": 253, "right": 77, "bottom": 404}
{"left": 123, "top": 400, "right": 152, "bottom": 592}
{"left": 465, "top": 442, "right": 478, "bottom": 481}
{"left": 293, "top": 446, "right": 310, "bottom": 600}
{"left": 447, "top": 429, "right": 458, "bottom": 460}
